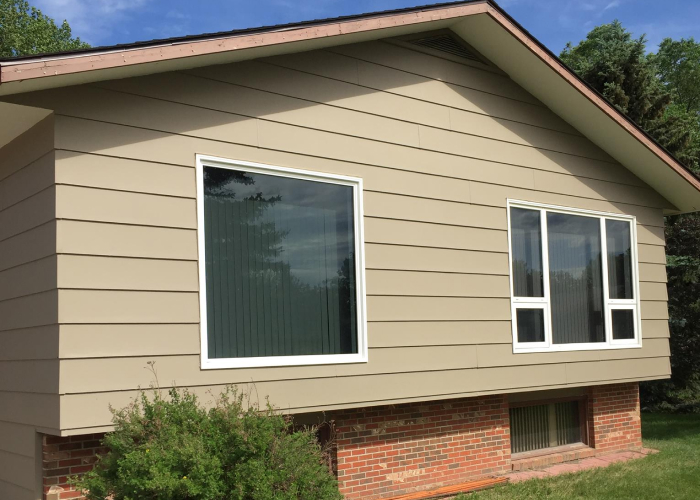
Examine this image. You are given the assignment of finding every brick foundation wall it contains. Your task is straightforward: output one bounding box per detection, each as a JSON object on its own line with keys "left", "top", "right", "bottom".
{"left": 332, "top": 395, "right": 511, "bottom": 500}
{"left": 42, "top": 433, "right": 106, "bottom": 500}
{"left": 588, "top": 382, "right": 642, "bottom": 453}
{"left": 37, "top": 383, "right": 642, "bottom": 500}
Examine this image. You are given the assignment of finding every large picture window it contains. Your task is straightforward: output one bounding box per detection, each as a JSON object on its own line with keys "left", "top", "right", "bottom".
{"left": 508, "top": 200, "right": 641, "bottom": 353}
{"left": 196, "top": 156, "right": 367, "bottom": 369}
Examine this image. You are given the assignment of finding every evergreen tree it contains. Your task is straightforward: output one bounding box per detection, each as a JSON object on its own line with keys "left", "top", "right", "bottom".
{"left": 562, "top": 23, "right": 700, "bottom": 407}
{"left": 561, "top": 21, "right": 694, "bottom": 164}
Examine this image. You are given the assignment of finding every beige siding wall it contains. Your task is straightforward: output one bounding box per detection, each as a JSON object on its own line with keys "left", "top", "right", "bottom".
{"left": 0, "top": 118, "right": 57, "bottom": 500}
{"left": 0, "top": 421, "right": 40, "bottom": 500}
{"left": 4, "top": 40, "right": 672, "bottom": 434}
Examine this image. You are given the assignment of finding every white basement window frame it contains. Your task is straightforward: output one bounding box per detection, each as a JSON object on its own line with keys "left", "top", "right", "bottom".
{"left": 196, "top": 154, "right": 368, "bottom": 369}
{"left": 507, "top": 199, "right": 643, "bottom": 354}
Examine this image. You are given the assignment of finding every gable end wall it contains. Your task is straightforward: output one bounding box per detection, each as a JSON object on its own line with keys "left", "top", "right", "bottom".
{"left": 0, "top": 39, "right": 672, "bottom": 435}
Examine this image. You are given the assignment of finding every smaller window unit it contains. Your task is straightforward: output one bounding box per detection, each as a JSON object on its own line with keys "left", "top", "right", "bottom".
{"left": 507, "top": 200, "right": 642, "bottom": 353}
{"left": 510, "top": 400, "right": 585, "bottom": 455}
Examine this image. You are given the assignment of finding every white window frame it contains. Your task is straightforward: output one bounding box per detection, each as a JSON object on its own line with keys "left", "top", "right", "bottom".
{"left": 507, "top": 199, "right": 642, "bottom": 354}
{"left": 196, "top": 154, "right": 368, "bottom": 369}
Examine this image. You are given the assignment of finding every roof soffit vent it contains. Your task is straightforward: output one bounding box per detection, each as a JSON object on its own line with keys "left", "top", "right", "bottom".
{"left": 408, "top": 33, "right": 482, "bottom": 63}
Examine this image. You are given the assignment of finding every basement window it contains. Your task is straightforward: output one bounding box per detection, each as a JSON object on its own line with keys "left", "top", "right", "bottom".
{"left": 507, "top": 200, "right": 642, "bottom": 353}
{"left": 510, "top": 400, "right": 586, "bottom": 455}
{"left": 196, "top": 155, "right": 367, "bottom": 369}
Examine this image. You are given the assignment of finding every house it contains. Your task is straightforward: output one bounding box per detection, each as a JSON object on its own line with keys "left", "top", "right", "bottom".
{"left": 0, "top": 1, "right": 697, "bottom": 499}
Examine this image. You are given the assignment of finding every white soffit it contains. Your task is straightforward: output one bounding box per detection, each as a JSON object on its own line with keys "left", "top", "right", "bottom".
{"left": 453, "top": 14, "right": 698, "bottom": 214}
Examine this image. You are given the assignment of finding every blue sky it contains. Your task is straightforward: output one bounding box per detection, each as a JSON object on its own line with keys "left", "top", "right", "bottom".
{"left": 33, "top": 0, "right": 700, "bottom": 54}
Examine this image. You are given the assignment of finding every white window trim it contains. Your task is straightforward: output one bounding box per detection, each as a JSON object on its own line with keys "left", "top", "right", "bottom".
{"left": 195, "top": 155, "right": 368, "bottom": 369}
{"left": 507, "top": 199, "right": 643, "bottom": 354}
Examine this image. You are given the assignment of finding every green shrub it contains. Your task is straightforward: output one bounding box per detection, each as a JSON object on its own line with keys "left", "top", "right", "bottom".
{"left": 73, "top": 387, "right": 342, "bottom": 500}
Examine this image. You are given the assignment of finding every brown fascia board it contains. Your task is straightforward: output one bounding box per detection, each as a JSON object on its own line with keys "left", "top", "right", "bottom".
{"left": 1, "top": 0, "right": 697, "bottom": 198}
{"left": 480, "top": 4, "right": 700, "bottom": 200}
{"left": 0, "top": 2, "right": 488, "bottom": 84}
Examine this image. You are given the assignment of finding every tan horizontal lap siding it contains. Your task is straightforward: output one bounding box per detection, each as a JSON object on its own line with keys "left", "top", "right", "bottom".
{"left": 15, "top": 79, "right": 660, "bottom": 197}
{"left": 275, "top": 42, "right": 541, "bottom": 106}
{"left": 0, "top": 152, "right": 54, "bottom": 211}
{"left": 57, "top": 321, "right": 513, "bottom": 359}
{"left": 0, "top": 186, "right": 55, "bottom": 243}
{"left": 0, "top": 116, "right": 53, "bottom": 183}
{"left": 0, "top": 420, "right": 39, "bottom": 500}
{"left": 56, "top": 318, "right": 670, "bottom": 360}
{"left": 56, "top": 220, "right": 197, "bottom": 259}
{"left": 52, "top": 115, "right": 669, "bottom": 220}
{"left": 0, "top": 256, "right": 56, "bottom": 301}
{"left": 0, "top": 450, "right": 35, "bottom": 496}
{"left": 56, "top": 335, "right": 670, "bottom": 395}
{"left": 0, "top": 291, "right": 58, "bottom": 332}
{"left": 476, "top": 339, "right": 669, "bottom": 368}
{"left": 0, "top": 392, "right": 59, "bottom": 429}
{"left": 0, "top": 222, "right": 56, "bottom": 272}
{"left": 0, "top": 360, "right": 60, "bottom": 393}
{"left": 59, "top": 346, "right": 481, "bottom": 394}
{"left": 0, "top": 118, "right": 60, "bottom": 496}
{"left": 0, "top": 481, "right": 35, "bottom": 500}
{"left": 2, "top": 41, "right": 672, "bottom": 429}
{"left": 61, "top": 358, "right": 671, "bottom": 430}
{"left": 0, "top": 326, "right": 59, "bottom": 361}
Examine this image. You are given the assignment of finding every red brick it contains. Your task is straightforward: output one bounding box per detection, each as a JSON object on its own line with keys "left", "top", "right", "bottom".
{"left": 331, "top": 395, "right": 510, "bottom": 500}
{"left": 588, "top": 383, "right": 642, "bottom": 453}
{"left": 41, "top": 433, "right": 106, "bottom": 500}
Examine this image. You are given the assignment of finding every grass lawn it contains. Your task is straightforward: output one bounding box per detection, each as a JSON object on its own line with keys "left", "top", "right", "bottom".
{"left": 459, "top": 413, "right": 700, "bottom": 500}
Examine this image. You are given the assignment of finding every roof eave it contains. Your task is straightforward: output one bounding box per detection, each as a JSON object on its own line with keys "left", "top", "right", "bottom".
{"left": 0, "top": 1, "right": 489, "bottom": 92}
{"left": 1, "top": 0, "right": 698, "bottom": 212}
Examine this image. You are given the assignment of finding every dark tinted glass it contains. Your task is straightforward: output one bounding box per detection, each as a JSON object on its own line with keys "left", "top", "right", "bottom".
{"left": 516, "top": 308, "right": 546, "bottom": 343}
{"left": 203, "top": 166, "right": 357, "bottom": 358}
{"left": 612, "top": 309, "right": 635, "bottom": 340}
{"left": 510, "top": 208, "right": 544, "bottom": 297}
{"left": 510, "top": 401, "right": 581, "bottom": 454}
{"left": 547, "top": 213, "right": 605, "bottom": 344}
{"left": 606, "top": 219, "right": 634, "bottom": 299}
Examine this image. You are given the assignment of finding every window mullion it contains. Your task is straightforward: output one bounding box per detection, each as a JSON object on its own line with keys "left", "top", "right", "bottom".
{"left": 631, "top": 221, "right": 642, "bottom": 345}
{"left": 540, "top": 209, "right": 552, "bottom": 348}
{"left": 600, "top": 218, "right": 612, "bottom": 346}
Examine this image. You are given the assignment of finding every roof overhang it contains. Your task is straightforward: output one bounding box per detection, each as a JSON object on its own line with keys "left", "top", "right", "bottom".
{"left": 0, "top": 2, "right": 490, "bottom": 95}
{"left": 1, "top": 0, "right": 698, "bottom": 213}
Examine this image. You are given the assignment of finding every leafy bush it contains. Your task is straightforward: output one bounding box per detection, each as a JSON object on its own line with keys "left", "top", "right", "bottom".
{"left": 73, "top": 387, "right": 342, "bottom": 500}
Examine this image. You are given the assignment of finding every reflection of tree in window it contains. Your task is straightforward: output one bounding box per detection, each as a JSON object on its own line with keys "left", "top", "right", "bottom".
{"left": 606, "top": 220, "right": 633, "bottom": 299}
{"left": 547, "top": 213, "right": 605, "bottom": 344}
{"left": 203, "top": 167, "right": 358, "bottom": 359}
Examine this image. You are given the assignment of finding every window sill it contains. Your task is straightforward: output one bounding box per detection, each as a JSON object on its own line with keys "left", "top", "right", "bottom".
{"left": 201, "top": 352, "right": 368, "bottom": 370}
{"left": 511, "top": 443, "right": 595, "bottom": 471}
{"left": 513, "top": 342, "right": 642, "bottom": 354}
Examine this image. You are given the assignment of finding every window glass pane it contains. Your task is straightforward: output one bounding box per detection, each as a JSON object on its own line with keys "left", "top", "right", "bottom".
{"left": 606, "top": 219, "right": 634, "bottom": 299}
{"left": 510, "top": 404, "right": 550, "bottom": 453}
{"left": 554, "top": 401, "right": 582, "bottom": 447}
{"left": 203, "top": 166, "right": 358, "bottom": 359}
{"left": 510, "top": 401, "right": 582, "bottom": 454}
{"left": 547, "top": 213, "right": 605, "bottom": 344}
{"left": 516, "top": 309, "right": 545, "bottom": 343}
{"left": 510, "top": 208, "right": 544, "bottom": 297}
{"left": 612, "top": 309, "right": 635, "bottom": 340}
